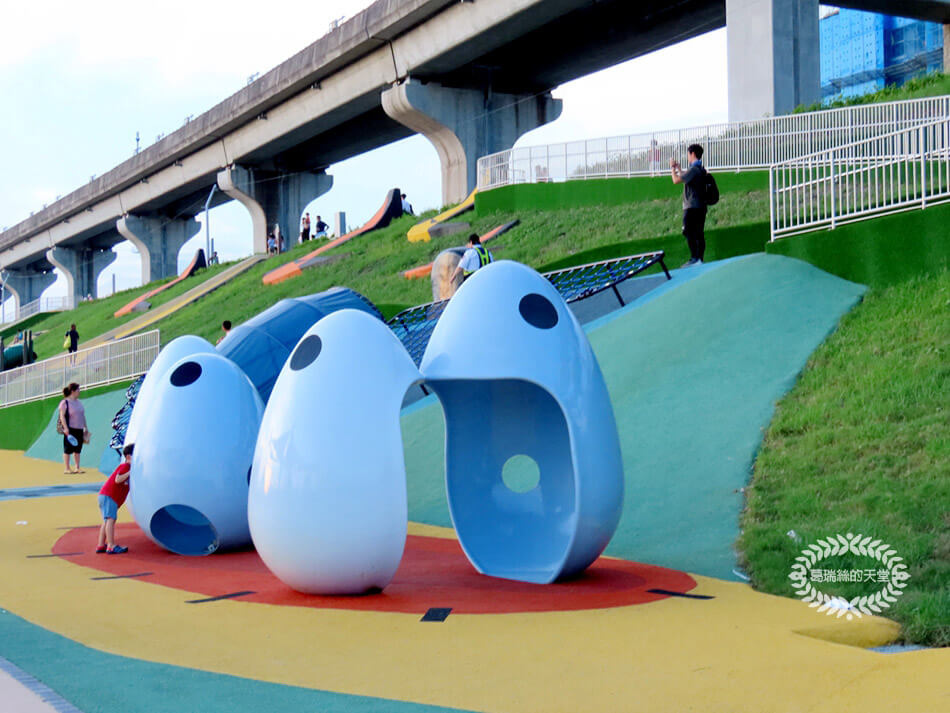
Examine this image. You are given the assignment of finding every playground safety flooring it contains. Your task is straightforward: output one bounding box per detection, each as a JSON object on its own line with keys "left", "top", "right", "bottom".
{"left": 1, "top": 255, "right": 946, "bottom": 712}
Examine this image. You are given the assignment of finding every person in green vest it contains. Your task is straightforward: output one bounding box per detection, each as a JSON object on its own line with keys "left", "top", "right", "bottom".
{"left": 451, "top": 233, "right": 494, "bottom": 287}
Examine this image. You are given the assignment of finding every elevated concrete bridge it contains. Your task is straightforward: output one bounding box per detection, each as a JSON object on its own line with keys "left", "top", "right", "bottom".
{"left": 1, "top": 0, "right": 947, "bottom": 309}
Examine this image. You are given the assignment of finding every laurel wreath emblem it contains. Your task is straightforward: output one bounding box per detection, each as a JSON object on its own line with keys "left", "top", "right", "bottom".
{"left": 788, "top": 533, "right": 910, "bottom": 619}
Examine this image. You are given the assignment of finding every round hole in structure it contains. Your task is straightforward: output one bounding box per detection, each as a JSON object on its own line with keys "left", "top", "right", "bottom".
{"left": 502, "top": 454, "right": 541, "bottom": 494}
{"left": 150, "top": 504, "right": 218, "bottom": 556}
{"left": 170, "top": 361, "right": 202, "bottom": 387}
{"left": 518, "top": 293, "right": 558, "bottom": 329}
{"left": 290, "top": 334, "right": 322, "bottom": 371}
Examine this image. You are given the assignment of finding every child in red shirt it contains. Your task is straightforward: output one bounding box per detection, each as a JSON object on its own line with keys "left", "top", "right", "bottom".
{"left": 97, "top": 444, "right": 133, "bottom": 554}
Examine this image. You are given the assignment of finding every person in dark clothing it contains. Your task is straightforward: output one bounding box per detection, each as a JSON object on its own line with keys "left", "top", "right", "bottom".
{"left": 65, "top": 323, "right": 79, "bottom": 364}
{"left": 66, "top": 324, "right": 79, "bottom": 352}
{"left": 670, "top": 143, "right": 707, "bottom": 267}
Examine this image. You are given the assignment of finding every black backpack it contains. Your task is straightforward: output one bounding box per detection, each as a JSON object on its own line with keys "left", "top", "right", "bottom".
{"left": 704, "top": 170, "right": 720, "bottom": 206}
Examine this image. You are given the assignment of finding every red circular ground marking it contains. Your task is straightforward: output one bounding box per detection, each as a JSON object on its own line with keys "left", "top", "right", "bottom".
{"left": 54, "top": 524, "right": 696, "bottom": 614}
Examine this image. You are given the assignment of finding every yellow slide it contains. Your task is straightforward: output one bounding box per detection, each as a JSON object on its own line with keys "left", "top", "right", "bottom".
{"left": 406, "top": 189, "right": 477, "bottom": 243}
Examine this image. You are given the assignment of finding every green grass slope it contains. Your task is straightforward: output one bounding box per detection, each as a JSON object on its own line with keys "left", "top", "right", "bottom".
{"left": 739, "top": 269, "right": 949, "bottom": 646}
{"left": 143, "top": 189, "right": 769, "bottom": 347}
{"left": 16, "top": 259, "right": 244, "bottom": 361}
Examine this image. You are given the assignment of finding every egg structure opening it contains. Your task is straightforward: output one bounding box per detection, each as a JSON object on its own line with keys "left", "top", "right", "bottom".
{"left": 150, "top": 505, "right": 219, "bottom": 556}
{"left": 427, "top": 378, "right": 575, "bottom": 583}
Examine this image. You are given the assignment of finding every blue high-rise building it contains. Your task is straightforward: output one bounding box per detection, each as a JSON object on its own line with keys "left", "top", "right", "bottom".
{"left": 820, "top": 6, "right": 944, "bottom": 101}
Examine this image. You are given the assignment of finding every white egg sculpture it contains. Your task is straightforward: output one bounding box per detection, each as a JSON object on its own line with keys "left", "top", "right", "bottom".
{"left": 419, "top": 260, "right": 624, "bottom": 584}
{"left": 125, "top": 335, "right": 216, "bottom": 447}
{"left": 249, "top": 309, "right": 422, "bottom": 594}
{"left": 130, "top": 352, "right": 264, "bottom": 555}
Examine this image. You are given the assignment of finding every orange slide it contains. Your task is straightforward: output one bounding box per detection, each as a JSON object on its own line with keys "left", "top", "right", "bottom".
{"left": 403, "top": 220, "right": 520, "bottom": 280}
{"left": 262, "top": 189, "right": 403, "bottom": 286}
{"left": 114, "top": 248, "right": 206, "bottom": 318}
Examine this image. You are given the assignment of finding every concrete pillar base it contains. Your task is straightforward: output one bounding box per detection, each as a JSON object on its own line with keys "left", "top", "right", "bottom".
{"left": 47, "top": 246, "right": 117, "bottom": 305}
{"left": 2, "top": 268, "right": 57, "bottom": 313}
{"left": 117, "top": 215, "right": 201, "bottom": 285}
{"left": 381, "top": 80, "right": 562, "bottom": 205}
{"left": 218, "top": 165, "right": 333, "bottom": 254}
{"left": 726, "top": 0, "right": 820, "bottom": 121}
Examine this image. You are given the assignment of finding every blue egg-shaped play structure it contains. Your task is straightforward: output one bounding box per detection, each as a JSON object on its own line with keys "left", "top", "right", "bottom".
{"left": 249, "top": 310, "right": 422, "bottom": 594}
{"left": 130, "top": 352, "right": 264, "bottom": 555}
{"left": 217, "top": 287, "right": 382, "bottom": 403}
{"left": 125, "top": 335, "right": 216, "bottom": 447}
{"left": 419, "top": 260, "right": 624, "bottom": 584}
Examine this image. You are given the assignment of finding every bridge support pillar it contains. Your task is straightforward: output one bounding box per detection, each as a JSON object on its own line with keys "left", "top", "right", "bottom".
{"left": 2, "top": 267, "right": 57, "bottom": 313}
{"left": 47, "top": 246, "right": 117, "bottom": 305}
{"left": 117, "top": 215, "right": 201, "bottom": 285}
{"left": 218, "top": 165, "right": 333, "bottom": 254}
{"left": 381, "top": 80, "right": 562, "bottom": 205}
{"left": 726, "top": 0, "right": 820, "bottom": 121}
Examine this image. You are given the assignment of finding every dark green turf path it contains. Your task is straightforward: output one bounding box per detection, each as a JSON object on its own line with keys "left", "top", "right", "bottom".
{"left": 400, "top": 254, "right": 867, "bottom": 580}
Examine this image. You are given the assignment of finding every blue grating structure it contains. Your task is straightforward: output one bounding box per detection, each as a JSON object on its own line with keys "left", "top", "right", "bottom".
{"left": 109, "top": 375, "right": 144, "bottom": 452}
{"left": 820, "top": 7, "right": 944, "bottom": 102}
{"left": 388, "top": 251, "right": 669, "bottom": 366}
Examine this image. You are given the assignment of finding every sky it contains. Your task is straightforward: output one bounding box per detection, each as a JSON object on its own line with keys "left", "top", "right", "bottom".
{"left": 0, "top": 0, "right": 729, "bottom": 319}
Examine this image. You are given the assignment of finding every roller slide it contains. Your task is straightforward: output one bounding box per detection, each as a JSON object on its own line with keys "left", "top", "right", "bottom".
{"left": 406, "top": 188, "right": 477, "bottom": 243}
{"left": 262, "top": 189, "right": 403, "bottom": 286}
{"left": 114, "top": 248, "right": 207, "bottom": 318}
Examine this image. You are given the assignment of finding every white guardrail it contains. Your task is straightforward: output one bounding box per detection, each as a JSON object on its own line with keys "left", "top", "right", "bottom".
{"left": 1, "top": 295, "right": 73, "bottom": 325}
{"left": 770, "top": 117, "right": 950, "bottom": 239}
{"left": 477, "top": 95, "right": 950, "bottom": 190}
{"left": 0, "top": 330, "right": 159, "bottom": 408}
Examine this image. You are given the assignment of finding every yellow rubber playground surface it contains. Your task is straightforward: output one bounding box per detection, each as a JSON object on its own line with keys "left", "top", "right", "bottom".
{"left": 1, "top": 257, "right": 946, "bottom": 711}
{"left": 1, "top": 453, "right": 945, "bottom": 713}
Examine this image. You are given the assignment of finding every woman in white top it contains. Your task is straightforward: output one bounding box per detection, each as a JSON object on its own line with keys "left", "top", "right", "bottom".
{"left": 59, "top": 382, "right": 88, "bottom": 474}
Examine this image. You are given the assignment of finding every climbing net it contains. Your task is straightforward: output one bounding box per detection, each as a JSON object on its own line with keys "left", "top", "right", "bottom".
{"left": 387, "top": 251, "right": 668, "bottom": 365}
{"left": 109, "top": 375, "right": 144, "bottom": 452}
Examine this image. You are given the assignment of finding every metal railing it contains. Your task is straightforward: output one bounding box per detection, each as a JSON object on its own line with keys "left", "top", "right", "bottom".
{"left": 1, "top": 295, "right": 73, "bottom": 325}
{"left": 477, "top": 95, "right": 950, "bottom": 190}
{"left": 770, "top": 117, "right": 950, "bottom": 240}
{"left": 0, "top": 330, "right": 159, "bottom": 408}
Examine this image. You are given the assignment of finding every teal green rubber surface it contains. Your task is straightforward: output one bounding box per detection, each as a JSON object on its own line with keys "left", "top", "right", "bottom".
{"left": 400, "top": 255, "right": 867, "bottom": 580}
{"left": 24, "top": 389, "right": 129, "bottom": 474}
{"left": 0, "top": 609, "right": 474, "bottom": 713}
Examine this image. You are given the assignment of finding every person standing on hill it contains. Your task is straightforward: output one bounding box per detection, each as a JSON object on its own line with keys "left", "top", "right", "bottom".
{"left": 670, "top": 143, "right": 707, "bottom": 267}
{"left": 451, "top": 233, "right": 494, "bottom": 288}
{"left": 65, "top": 323, "right": 79, "bottom": 364}
{"left": 301, "top": 213, "right": 311, "bottom": 242}
{"left": 314, "top": 215, "right": 329, "bottom": 239}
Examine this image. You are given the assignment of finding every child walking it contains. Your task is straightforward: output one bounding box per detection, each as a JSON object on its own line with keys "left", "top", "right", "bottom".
{"left": 97, "top": 444, "right": 133, "bottom": 554}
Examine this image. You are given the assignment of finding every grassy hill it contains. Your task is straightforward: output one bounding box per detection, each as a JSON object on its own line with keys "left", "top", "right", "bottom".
{"left": 15, "top": 188, "right": 768, "bottom": 355}
{"left": 3, "top": 259, "right": 243, "bottom": 361}
{"left": 739, "top": 269, "right": 949, "bottom": 646}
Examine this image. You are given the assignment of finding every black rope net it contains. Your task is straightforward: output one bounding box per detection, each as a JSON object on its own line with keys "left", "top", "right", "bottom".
{"left": 387, "top": 251, "right": 667, "bottom": 365}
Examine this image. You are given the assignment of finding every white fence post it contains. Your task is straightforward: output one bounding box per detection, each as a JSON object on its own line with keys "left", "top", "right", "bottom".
{"left": 829, "top": 154, "right": 837, "bottom": 230}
